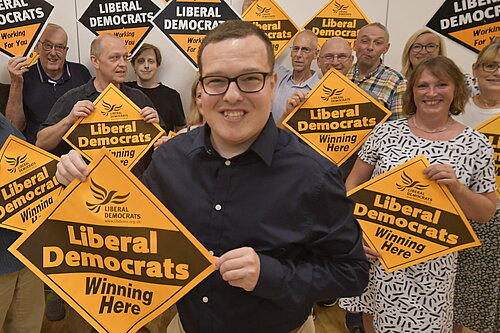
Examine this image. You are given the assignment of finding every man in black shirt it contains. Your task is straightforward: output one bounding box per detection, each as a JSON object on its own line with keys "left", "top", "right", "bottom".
{"left": 56, "top": 21, "right": 368, "bottom": 333}
{"left": 126, "top": 43, "right": 186, "bottom": 132}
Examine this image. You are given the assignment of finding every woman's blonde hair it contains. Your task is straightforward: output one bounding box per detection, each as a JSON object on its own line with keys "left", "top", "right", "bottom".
{"left": 186, "top": 77, "right": 203, "bottom": 126}
{"left": 403, "top": 56, "right": 467, "bottom": 116}
{"left": 401, "top": 29, "right": 446, "bottom": 78}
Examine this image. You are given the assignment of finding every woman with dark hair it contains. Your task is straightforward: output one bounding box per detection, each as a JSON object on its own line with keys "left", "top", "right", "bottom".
{"left": 339, "top": 56, "right": 496, "bottom": 332}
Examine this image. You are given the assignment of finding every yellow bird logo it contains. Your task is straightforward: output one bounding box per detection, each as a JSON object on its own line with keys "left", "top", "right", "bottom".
{"left": 5, "top": 153, "right": 27, "bottom": 173}
{"left": 86, "top": 178, "right": 130, "bottom": 213}
{"left": 396, "top": 171, "right": 429, "bottom": 191}
{"left": 255, "top": 4, "right": 271, "bottom": 16}
{"left": 321, "top": 85, "right": 344, "bottom": 101}
{"left": 101, "top": 100, "right": 123, "bottom": 116}
{"left": 332, "top": 1, "right": 349, "bottom": 13}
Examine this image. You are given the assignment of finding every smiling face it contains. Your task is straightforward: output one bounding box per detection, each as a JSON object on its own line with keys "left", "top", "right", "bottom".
{"left": 35, "top": 26, "right": 68, "bottom": 79}
{"left": 317, "top": 37, "right": 353, "bottom": 75}
{"left": 133, "top": 48, "right": 159, "bottom": 83}
{"left": 409, "top": 32, "right": 441, "bottom": 69}
{"left": 413, "top": 69, "right": 455, "bottom": 117}
{"left": 199, "top": 35, "right": 277, "bottom": 157}
{"left": 354, "top": 25, "right": 390, "bottom": 71}
{"left": 473, "top": 54, "right": 500, "bottom": 95}
{"left": 91, "top": 35, "right": 129, "bottom": 87}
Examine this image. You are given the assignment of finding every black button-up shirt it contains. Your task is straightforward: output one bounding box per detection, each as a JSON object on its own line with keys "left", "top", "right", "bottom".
{"left": 141, "top": 117, "right": 368, "bottom": 333}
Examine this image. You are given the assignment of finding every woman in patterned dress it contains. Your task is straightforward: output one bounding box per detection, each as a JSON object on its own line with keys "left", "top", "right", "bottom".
{"left": 339, "top": 56, "right": 497, "bottom": 332}
{"left": 452, "top": 38, "right": 500, "bottom": 333}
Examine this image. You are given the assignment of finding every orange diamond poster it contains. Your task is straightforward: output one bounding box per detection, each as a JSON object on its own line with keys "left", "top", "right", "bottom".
{"left": 302, "top": 0, "right": 370, "bottom": 47}
{"left": 242, "top": 0, "right": 299, "bottom": 58}
{"left": 78, "top": 0, "right": 160, "bottom": 55}
{"left": 475, "top": 114, "right": 500, "bottom": 197}
{"left": 348, "top": 155, "right": 480, "bottom": 272}
{"left": 151, "top": 0, "right": 241, "bottom": 69}
{"left": 0, "top": 135, "right": 62, "bottom": 232}
{"left": 9, "top": 149, "right": 215, "bottom": 333}
{"left": 282, "top": 68, "right": 391, "bottom": 166}
{"left": 426, "top": 0, "right": 499, "bottom": 53}
{"left": 62, "top": 83, "right": 165, "bottom": 170}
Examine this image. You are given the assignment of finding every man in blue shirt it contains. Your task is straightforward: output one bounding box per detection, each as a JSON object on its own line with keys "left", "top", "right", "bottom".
{"left": 5, "top": 23, "right": 91, "bottom": 144}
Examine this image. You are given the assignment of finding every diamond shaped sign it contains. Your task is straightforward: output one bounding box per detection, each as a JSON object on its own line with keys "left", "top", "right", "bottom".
{"left": 62, "top": 83, "right": 165, "bottom": 170}
{"left": 475, "top": 113, "right": 500, "bottom": 197}
{"left": 282, "top": 68, "right": 391, "bottom": 166}
{"left": 426, "top": 0, "right": 499, "bottom": 53}
{"left": 302, "top": 0, "right": 370, "bottom": 47}
{"left": 242, "top": 0, "right": 299, "bottom": 58}
{"left": 9, "top": 149, "right": 215, "bottom": 333}
{"left": 151, "top": 0, "right": 241, "bottom": 69}
{"left": 0, "top": 135, "right": 62, "bottom": 232}
{"left": 348, "top": 155, "right": 480, "bottom": 272}
{"left": 0, "top": 0, "right": 53, "bottom": 58}
{"left": 79, "top": 0, "right": 160, "bottom": 55}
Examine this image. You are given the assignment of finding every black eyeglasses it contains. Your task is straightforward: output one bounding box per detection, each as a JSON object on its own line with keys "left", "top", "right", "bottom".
{"left": 40, "top": 41, "right": 68, "bottom": 53}
{"left": 411, "top": 43, "right": 439, "bottom": 53}
{"left": 199, "top": 72, "right": 271, "bottom": 95}
{"left": 481, "top": 63, "right": 499, "bottom": 73}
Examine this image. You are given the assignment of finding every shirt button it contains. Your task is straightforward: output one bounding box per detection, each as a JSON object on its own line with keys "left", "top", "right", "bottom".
{"left": 224, "top": 160, "right": 231, "bottom": 166}
{"left": 206, "top": 149, "right": 212, "bottom": 155}
{"left": 208, "top": 250, "right": 214, "bottom": 255}
{"left": 215, "top": 204, "right": 222, "bottom": 211}
{"left": 202, "top": 296, "right": 209, "bottom": 303}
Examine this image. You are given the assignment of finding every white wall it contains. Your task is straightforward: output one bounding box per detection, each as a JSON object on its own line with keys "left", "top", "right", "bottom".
{"left": 0, "top": 0, "right": 480, "bottom": 115}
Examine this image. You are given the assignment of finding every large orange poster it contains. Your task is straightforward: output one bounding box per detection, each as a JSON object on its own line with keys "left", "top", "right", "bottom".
{"left": 348, "top": 155, "right": 480, "bottom": 272}
{"left": 10, "top": 149, "right": 215, "bottom": 333}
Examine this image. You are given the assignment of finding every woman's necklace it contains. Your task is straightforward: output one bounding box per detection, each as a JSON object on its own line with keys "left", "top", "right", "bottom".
{"left": 411, "top": 116, "right": 453, "bottom": 133}
{"left": 475, "top": 95, "right": 500, "bottom": 108}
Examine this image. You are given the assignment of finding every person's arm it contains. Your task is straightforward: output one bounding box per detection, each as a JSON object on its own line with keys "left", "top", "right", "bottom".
{"left": 423, "top": 164, "right": 496, "bottom": 222}
{"left": 250, "top": 166, "right": 369, "bottom": 306}
{"left": 5, "top": 56, "right": 28, "bottom": 131}
{"left": 36, "top": 100, "right": 95, "bottom": 150}
{"left": 345, "top": 157, "right": 375, "bottom": 191}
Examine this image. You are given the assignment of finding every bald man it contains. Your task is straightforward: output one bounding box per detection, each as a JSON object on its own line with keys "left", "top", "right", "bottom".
{"left": 36, "top": 34, "right": 159, "bottom": 160}
{"left": 271, "top": 30, "right": 319, "bottom": 121}
{"left": 5, "top": 23, "right": 91, "bottom": 144}
{"left": 317, "top": 37, "right": 354, "bottom": 76}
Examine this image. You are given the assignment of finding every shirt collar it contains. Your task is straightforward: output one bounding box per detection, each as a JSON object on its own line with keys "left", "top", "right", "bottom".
{"left": 189, "top": 115, "right": 278, "bottom": 166}
{"left": 36, "top": 61, "right": 71, "bottom": 84}
{"left": 352, "top": 60, "right": 384, "bottom": 81}
{"left": 285, "top": 70, "right": 318, "bottom": 89}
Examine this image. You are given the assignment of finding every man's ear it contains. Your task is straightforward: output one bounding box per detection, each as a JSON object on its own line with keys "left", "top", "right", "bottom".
{"left": 90, "top": 55, "right": 99, "bottom": 69}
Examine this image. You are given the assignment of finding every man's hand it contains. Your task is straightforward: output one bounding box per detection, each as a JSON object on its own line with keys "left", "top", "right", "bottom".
{"left": 56, "top": 150, "right": 89, "bottom": 186}
{"left": 285, "top": 90, "right": 308, "bottom": 115}
{"left": 140, "top": 107, "right": 160, "bottom": 124}
{"left": 7, "top": 56, "right": 28, "bottom": 83}
{"left": 67, "top": 100, "right": 95, "bottom": 123}
{"left": 214, "top": 247, "right": 260, "bottom": 292}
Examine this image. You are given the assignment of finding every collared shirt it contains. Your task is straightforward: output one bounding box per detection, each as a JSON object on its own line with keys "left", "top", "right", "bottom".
{"left": 348, "top": 62, "right": 406, "bottom": 120}
{"left": 141, "top": 116, "right": 369, "bottom": 333}
{"left": 271, "top": 64, "right": 320, "bottom": 122}
{"left": 22, "top": 61, "right": 91, "bottom": 143}
{"left": 40, "top": 78, "right": 154, "bottom": 158}
{"left": 0, "top": 113, "right": 26, "bottom": 274}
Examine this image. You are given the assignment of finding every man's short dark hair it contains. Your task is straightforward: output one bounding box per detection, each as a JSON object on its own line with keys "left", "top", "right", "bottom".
{"left": 197, "top": 20, "right": 275, "bottom": 74}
